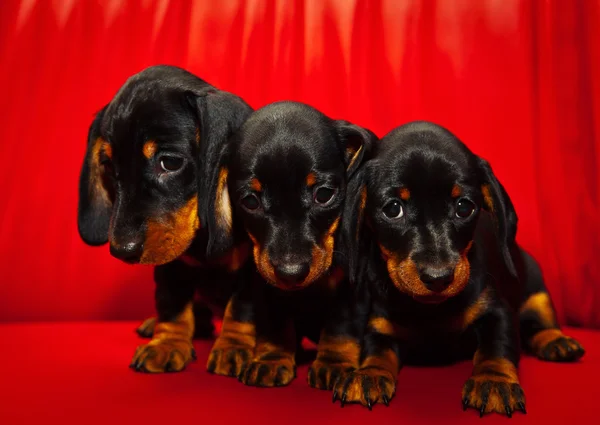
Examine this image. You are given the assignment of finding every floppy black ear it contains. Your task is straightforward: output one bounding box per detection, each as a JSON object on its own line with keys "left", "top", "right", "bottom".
{"left": 77, "top": 107, "right": 112, "bottom": 246}
{"left": 335, "top": 120, "right": 376, "bottom": 179}
{"left": 339, "top": 165, "right": 370, "bottom": 285}
{"left": 478, "top": 157, "right": 518, "bottom": 277}
{"left": 193, "top": 90, "right": 252, "bottom": 258}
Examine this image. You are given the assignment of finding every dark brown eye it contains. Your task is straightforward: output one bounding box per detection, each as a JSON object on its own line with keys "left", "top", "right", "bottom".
{"left": 241, "top": 194, "right": 261, "bottom": 211}
{"left": 160, "top": 156, "right": 184, "bottom": 172}
{"left": 314, "top": 187, "right": 336, "bottom": 204}
{"left": 456, "top": 198, "right": 476, "bottom": 218}
{"left": 382, "top": 200, "right": 403, "bottom": 219}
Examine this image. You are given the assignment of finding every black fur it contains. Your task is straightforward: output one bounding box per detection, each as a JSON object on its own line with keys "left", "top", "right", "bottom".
{"left": 208, "top": 101, "right": 374, "bottom": 387}
{"left": 78, "top": 106, "right": 110, "bottom": 246}
{"left": 229, "top": 103, "right": 370, "bottom": 277}
{"left": 336, "top": 121, "right": 583, "bottom": 413}
{"left": 77, "top": 65, "right": 253, "bottom": 372}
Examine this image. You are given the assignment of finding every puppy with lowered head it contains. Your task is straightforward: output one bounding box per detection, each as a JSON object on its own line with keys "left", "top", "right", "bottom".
{"left": 78, "top": 65, "right": 252, "bottom": 373}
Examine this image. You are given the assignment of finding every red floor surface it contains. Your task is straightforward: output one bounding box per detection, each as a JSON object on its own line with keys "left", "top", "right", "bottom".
{"left": 1, "top": 323, "right": 597, "bottom": 425}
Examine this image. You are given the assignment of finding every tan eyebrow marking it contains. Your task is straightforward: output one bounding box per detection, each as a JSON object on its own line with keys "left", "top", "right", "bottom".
{"left": 398, "top": 188, "right": 410, "bottom": 201}
{"left": 250, "top": 178, "right": 262, "bottom": 192}
{"left": 306, "top": 172, "right": 317, "bottom": 187}
{"left": 452, "top": 184, "right": 462, "bottom": 198}
{"left": 143, "top": 141, "right": 158, "bottom": 159}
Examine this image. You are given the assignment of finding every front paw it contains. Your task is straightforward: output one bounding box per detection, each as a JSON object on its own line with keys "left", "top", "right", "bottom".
{"left": 333, "top": 368, "right": 395, "bottom": 410}
{"left": 308, "top": 359, "right": 354, "bottom": 390}
{"left": 533, "top": 330, "right": 585, "bottom": 362}
{"left": 130, "top": 339, "right": 196, "bottom": 373}
{"left": 206, "top": 346, "right": 252, "bottom": 378}
{"left": 462, "top": 377, "right": 526, "bottom": 417}
{"left": 239, "top": 355, "right": 296, "bottom": 387}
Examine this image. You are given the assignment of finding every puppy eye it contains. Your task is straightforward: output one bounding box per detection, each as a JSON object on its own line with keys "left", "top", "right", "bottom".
{"left": 160, "top": 156, "right": 184, "bottom": 172}
{"left": 241, "top": 194, "right": 261, "bottom": 211}
{"left": 314, "top": 187, "right": 336, "bottom": 205}
{"left": 382, "top": 200, "right": 403, "bottom": 219}
{"left": 455, "top": 198, "right": 476, "bottom": 218}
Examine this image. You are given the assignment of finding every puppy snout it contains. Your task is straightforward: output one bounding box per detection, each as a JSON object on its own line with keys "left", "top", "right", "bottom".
{"left": 418, "top": 266, "right": 455, "bottom": 293}
{"left": 273, "top": 261, "right": 310, "bottom": 286}
{"left": 110, "top": 241, "right": 144, "bottom": 264}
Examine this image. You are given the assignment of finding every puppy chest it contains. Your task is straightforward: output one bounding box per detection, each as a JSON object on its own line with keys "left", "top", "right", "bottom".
{"left": 386, "top": 318, "right": 478, "bottom": 365}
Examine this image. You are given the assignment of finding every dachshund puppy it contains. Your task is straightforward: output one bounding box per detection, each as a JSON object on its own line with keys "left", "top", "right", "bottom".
{"left": 206, "top": 101, "right": 374, "bottom": 388}
{"left": 78, "top": 65, "right": 253, "bottom": 373}
{"left": 337, "top": 121, "right": 585, "bottom": 415}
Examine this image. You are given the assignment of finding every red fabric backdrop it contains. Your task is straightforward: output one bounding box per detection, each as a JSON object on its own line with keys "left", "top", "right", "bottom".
{"left": 0, "top": 0, "right": 598, "bottom": 326}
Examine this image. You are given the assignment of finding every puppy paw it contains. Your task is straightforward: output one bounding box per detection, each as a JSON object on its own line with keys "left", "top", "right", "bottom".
{"left": 239, "top": 354, "right": 296, "bottom": 387}
{"left": 533, "top": 330, "right": 585, "bottom": 362}
{"left": 333, "top": 367, "right": 396, "bottom": 409}
{"left": 308, "top": 359, "right": 354, "bottom": 390}
{"left": 135, "top": 317, "right": 156, "bottom": 338}
{"left": 130, "top": 339, "right": 196, "bottom": 373}
{"left": 462, "top": 377, "right": 526, "bottom": 417}
{"left": 206, "top": 346, "right": 252, "bottom": 378}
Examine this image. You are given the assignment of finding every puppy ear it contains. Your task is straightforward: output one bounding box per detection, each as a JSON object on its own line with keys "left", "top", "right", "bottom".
{"left": 339, "top": 165, "right": 370, "bottom": 285}
{"left": 193, "top": 90, "right": 252, "bottom": 258}
{"left": 77, "top": 107, "right": 112, "bottom": 246}
{"left": 478, "top": 157, "right": 518, "bottom": 277}
{"left": 335, "top": 120, "right": 376, "bottom": 178}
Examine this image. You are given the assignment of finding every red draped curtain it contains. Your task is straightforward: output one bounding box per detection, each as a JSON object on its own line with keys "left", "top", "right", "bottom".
{"left": 0, "top": 0, "right": 598, "bottom": 327}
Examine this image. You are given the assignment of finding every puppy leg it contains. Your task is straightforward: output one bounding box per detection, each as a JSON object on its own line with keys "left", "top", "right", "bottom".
{"left": 308, "top": 332, "right": 360, "bottom": 391}
{"left": 136, "top": 301, "right": 215, "bottom": 339}
{"left": 191, "top": 300, "right": 216, "bottom": 338}
{"left": 462, "top": 305, "right": 525, "bottom": 417}
{"left": 333, "top": 315, "right": 399, "bottom": 409}
{"left": 238, "top": 316, "right": 296, "bottom": 387}
{"left": 207, "top": 289, "right": 256, "bottom": 378}
{"left": 130, "top": 264, "right": 196, "bottom": 373}
{"left": 308, "top": 290, "right": 362, "bottom": 390}
{"left": 518, "top": 249, "right": 584, "bottom": 362}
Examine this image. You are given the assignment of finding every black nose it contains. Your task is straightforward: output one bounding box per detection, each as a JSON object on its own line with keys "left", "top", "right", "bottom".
{"left": 110, "top": 241, "right": 144, "bottom": 264}
{"left": 273, "top": 262, "right": 310, "bottom": 286}
{"left": 418, "top": 266, "right": 455, "bottom": 293}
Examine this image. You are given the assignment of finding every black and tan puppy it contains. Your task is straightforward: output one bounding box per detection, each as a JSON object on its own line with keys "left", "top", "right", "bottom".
{"left": 78, "top": 65, "right": 253, "bottom": 373}
{"left": 337, "top": 121, "right": 585, "bottom": 415}
{"left": 206, "top": 101, "right": 374, "bottom": 388}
